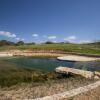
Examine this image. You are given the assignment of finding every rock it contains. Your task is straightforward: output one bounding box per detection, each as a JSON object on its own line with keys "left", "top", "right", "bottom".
{"left": 55, "top": 66, "right": 94, "bottom": 79}
{"left": 94, "top": 75, "right": 100, "bottom": 79}
{"left": 95, "top": 71, "right": 100, "bottom": 76}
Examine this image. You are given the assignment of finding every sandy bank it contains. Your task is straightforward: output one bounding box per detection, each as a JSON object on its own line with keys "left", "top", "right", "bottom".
{"left": 57, "top": 55, "right": 100, "bottom": 61}
{"left": 0, "top": 52, "right": 13, "bottom": 57}
{"left": 0, "top": 51, "right": 65, "bottom": 57}
{"left": 0, "top": 50, "right": 100, "bottom": 61}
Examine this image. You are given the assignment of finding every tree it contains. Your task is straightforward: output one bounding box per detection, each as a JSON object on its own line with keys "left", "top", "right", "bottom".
{"left": 45, "top": 41, "right": 54, "bottom": 44}
{"left": 0, "top": 40, "right": 15, "bottom": 46}
{"left": 26, "top": 42, "right": 35, "bottom": 45}
{"left": 16, "top": 41, "right": 24, "bottom": 45}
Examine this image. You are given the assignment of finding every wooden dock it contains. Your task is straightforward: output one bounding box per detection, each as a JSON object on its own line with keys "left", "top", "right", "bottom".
{"left": 55, "top": 66, "right": 100, "bottom": 79}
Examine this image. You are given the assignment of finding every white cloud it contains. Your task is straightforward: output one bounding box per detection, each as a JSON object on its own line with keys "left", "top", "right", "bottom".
{"left": 32, "top": 34, "right": 38, "bottom": 37}
{"left": 79, "top": 40, "right": 91, "bottom": 44}
{"left": 43, "top": 35, "right": 47, "bottom": 38}
{"left": 21, "top": 38, "right": 25, "bottom": 41}
{"left": 15, "top": 38, "right": 20, "bottom": 41}
{"left": 0, "top": 31, "right": 16, "bottom": 38}
{"left": 64, "top": 36, "right": 76, "bottom": 41}
{"left": 52, "top": 40, "right": 57, "bottom": 43}
{"left": 15, "top": 38, "right": 25, "bottom": 41}
{"left": 48, "top": 36, "right": 57, "bottom": 39}
{"left": 64, "top": 35, "right": 77, "bottom": 42}
{"left": 0, "top": 31, "right": 25, "bottom": 41}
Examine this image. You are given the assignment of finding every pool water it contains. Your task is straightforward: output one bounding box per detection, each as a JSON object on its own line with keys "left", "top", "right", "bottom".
{"left": 1, "top": 56, "right": 100, "bottom": 72}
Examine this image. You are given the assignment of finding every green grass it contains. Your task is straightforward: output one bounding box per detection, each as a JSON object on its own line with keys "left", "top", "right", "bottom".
{"left": 0, "top": 68, "right": 58, "bottom": 87}
{"left": 0, "top": 43, "right": 100, "bottom": 55}
{"left": 0, "top": 68, "right": 46, "bottom": 87}
{"left": 0, "top": 59, "right": 59, "bottom": 87}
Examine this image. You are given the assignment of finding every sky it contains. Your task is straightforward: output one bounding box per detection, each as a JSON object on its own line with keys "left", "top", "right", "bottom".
{"left": 0, "top": 0, "right": 100, "bottom": 43}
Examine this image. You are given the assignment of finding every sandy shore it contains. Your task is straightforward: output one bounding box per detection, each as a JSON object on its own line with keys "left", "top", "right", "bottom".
{"left": 57, "top": 55, "right": 100, "bottom": 61}
{"left": 0, "top": 52, "right": 65, "bottom": 57}
{"left": 0, "top": 52, "right": 13, "bottom": 57}
{"left": 0, "top": 51, "right": 100, "bottom": 61}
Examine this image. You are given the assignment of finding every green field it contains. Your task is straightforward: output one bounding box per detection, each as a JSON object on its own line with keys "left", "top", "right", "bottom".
{"left": 0, "top": 43, "right": 100, "bottom": 55}
{"left": 0, "top": 43, "right": 99, "bottom": 87}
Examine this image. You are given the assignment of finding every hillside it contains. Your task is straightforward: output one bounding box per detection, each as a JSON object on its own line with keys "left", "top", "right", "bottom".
{"left": 0, "top": 42, "right": 100, "bottom": 55}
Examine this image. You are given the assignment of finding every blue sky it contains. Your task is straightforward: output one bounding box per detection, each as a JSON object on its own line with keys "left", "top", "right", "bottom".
{"left": 0, "top": 0, "right": 100, "bottom": 43}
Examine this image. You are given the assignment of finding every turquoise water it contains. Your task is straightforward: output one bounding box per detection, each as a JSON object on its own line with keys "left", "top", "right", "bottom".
{"left": 1, "top": 56, "right": 100, "bottom": 72}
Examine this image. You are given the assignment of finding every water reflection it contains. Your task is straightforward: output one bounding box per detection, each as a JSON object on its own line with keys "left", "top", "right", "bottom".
{"left": 0, "top": 57, "right": 100, "bottom": 72}
{"left": 74, "top": 61, "right": 100, "bottom": 71}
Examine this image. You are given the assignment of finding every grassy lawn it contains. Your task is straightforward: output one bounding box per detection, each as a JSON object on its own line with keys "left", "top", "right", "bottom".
{"left": 0, "top": 43, "right": 100, "bottom": 55}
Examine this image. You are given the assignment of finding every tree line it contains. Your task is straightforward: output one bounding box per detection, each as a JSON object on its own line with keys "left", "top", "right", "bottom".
{"left": 0, "top": 40, "right": 59, "bottom": 46}
{"left": 0, "top": 40, "right": 100, "bottom": 46}
{"left": 0, "top": 40, "right": 35, "bottom": 46}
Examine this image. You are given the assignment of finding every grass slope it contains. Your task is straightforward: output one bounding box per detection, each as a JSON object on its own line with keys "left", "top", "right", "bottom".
{"left": 0, "top": 43, "right": 100, "bottom": 55}
{"left": 0, "top": 59, "right": 61, "bottom": 87}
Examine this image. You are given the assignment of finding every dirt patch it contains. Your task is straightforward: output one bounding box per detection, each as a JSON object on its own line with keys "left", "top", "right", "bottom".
{"left": 0, "top": 77, "right": 96, "bottom": 99}
{"left": 71, "top": 86, "right": 100, "bottom": 100}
